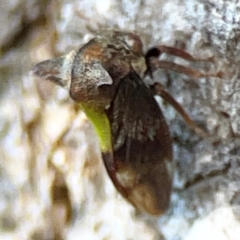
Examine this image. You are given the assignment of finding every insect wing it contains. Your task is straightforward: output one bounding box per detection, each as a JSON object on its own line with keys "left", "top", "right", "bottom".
{"left": 104, "top": 70, "right": 173, "bottom": 215}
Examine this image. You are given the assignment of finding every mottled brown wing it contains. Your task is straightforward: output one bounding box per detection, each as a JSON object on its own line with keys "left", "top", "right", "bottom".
{"left": 104, "top": 70, "right": 173, "bottom": 215}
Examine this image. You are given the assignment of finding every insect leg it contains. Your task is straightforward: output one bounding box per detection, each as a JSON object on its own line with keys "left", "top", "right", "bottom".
{"left": 151, "top": 45, "right": 214, "bottom": 62}
{"left": 145, "top": 45, "right": 223, "bottom": 78}
{"left": 152, "top": 82, "right": 209, "bottom": 138}
{"left": 150, "top": 59, "right": 222, "bottom": 78}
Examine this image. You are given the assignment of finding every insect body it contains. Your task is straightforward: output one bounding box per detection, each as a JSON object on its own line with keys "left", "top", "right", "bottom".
{"left": 32, "top": 31, "right": 219, "bottom": 215}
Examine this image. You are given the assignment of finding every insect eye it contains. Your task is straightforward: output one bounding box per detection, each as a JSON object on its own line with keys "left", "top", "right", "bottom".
{"left": 123, "top": 34, "right": 143, "bottom": 54}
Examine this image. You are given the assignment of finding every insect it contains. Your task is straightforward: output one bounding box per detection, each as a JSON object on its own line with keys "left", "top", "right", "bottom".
{"left": 32, "top": 31, "right": 221, "bottom": 215}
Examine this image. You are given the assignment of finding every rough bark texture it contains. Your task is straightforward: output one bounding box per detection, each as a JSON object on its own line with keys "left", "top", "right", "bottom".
{"left": 0, "top": 0, "right": 240, "bottom": 239}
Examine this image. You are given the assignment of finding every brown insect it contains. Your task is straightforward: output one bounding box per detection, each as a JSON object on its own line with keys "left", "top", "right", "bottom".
{"left": 32, "top": 31, "right": 221, "bottom": 215}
